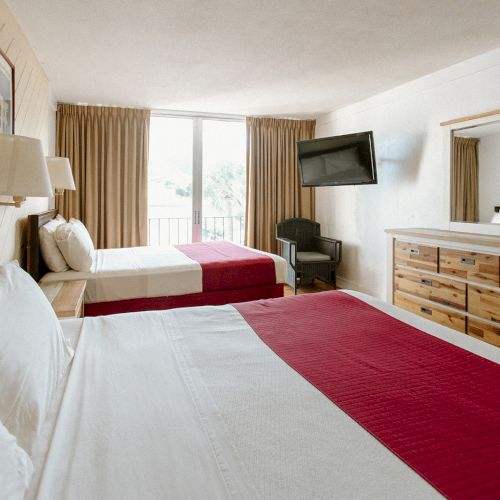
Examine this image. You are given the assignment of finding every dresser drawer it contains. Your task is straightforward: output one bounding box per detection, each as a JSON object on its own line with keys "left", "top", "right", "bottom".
{"left": 468, "top": 285, "right": 500, "bottom": 323}
{"left": 394, "top": 240, "right": 438, "bottom": 272}
{"left": 439, "top": 248, "right": 499, "bottom": 286}
{"left": 394, "top": 292, "right": 466, "bottom": 333}
{"left": 467, "top": 318, "right": 500, "bottom": 347}
{"left": 394, "top": 266, "right": 466, "bottom": 310}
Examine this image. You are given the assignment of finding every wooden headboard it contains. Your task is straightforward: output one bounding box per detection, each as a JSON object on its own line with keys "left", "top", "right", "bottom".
{"left": 26, "top": 209, "right": 58, "bottom": 282}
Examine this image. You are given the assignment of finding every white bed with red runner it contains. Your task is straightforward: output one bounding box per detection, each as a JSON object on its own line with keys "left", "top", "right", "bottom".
{"left": 40, "top": 241, "right": 286, "bottom": 314}
{"left": 28, "top": 291, "right": 499, "bottom": 500}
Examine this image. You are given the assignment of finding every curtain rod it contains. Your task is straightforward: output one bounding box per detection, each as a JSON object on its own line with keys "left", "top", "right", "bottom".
{"left": 151, "top": 108, "right": 245, "bottom": 121}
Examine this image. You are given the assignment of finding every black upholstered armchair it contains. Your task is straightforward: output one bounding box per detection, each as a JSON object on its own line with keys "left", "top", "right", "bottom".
{"left": 276, "top": 218, "right": 342, "bottom": 292}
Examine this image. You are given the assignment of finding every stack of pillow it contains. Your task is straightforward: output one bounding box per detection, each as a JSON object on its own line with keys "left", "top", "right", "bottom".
{"left": 39, "top": 216, "right": 95, "bottom": 273}
{"left": 0, "top": 262, "right": 74, "bottom": 499}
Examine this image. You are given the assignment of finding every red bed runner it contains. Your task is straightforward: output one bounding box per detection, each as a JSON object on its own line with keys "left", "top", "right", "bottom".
{"left": 84, "top": 284, "right": 284, "bottom": 316}
{"left": 234, "top": 291, "right": 500, "bottom": 499}
{"left": 175, "top": 241, "right": 276, "bottom": 291}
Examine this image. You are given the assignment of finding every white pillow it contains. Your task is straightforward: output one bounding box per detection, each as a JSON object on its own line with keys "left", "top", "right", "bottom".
{"left": 0, "top": 421, "right": 33, "bottom": 500}
{"left": 0, "top": 262, "right": 74, "bottom": 454}
{"left": 39, "top": 215, "right": 68, "bottom": 272}
{"left": 55, "top": 218, "right": 95, "bottom": 272}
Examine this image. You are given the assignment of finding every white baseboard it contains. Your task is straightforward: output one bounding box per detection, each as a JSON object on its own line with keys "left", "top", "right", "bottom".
{"left": 336, "top": 275, "right": 377, "bottom": 297}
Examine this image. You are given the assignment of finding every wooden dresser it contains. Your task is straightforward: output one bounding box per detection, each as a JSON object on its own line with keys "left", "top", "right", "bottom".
{"left": 386, "top": 228, "right": 500, "bottom": 348}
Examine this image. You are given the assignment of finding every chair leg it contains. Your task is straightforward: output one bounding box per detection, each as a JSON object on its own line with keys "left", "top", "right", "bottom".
{"left": 287, "top": 267, "right": 298, "bottom": 295}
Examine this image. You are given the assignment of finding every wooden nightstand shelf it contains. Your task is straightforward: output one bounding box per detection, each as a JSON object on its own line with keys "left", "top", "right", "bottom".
{"left": 40, "top": 280, "right": 86, "bottom": 318}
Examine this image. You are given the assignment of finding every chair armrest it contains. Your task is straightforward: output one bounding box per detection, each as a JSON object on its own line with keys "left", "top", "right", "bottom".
{"left": 314, "top": 235, "right": 338, "bottom": 243}
{"left": 276, "top": 237, "right": 297, "bottom": 268}
{"left": 276, "top": 237, "right": 296, "bottom": 244}
{"left": 313, "top": 236, "right": 342, "bottom": 264}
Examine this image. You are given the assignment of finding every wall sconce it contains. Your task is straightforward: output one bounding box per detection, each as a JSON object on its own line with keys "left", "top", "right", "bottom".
{"left": 46, "top": 157, "right": 76, "bottom": 195}
{"left": 0, "top": 135, "right": 53, "bottom": 207}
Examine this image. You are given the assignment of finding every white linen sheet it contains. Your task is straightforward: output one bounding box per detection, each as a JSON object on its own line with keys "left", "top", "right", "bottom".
{"left": 40, "top": 245, "right": 286, "bottom": 303}
{"left": 28, "top": 292, "right": 499, "bottom": 500}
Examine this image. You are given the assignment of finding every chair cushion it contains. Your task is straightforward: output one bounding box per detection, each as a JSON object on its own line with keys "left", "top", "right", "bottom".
{"left": 296, "top": 251, "right": 331, "bottom": 262}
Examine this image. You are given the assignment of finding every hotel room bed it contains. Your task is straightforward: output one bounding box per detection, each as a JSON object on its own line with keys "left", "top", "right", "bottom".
{"left": 26, "top": 290, "right": 499, "bottom": 500}
{"left": 28, "top": 210, "right": 286, "bottom": 315}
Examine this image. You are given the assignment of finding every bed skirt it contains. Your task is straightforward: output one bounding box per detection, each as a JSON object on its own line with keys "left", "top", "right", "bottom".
{"left": 84, "top": 283, "right": 285, "bottom": 316}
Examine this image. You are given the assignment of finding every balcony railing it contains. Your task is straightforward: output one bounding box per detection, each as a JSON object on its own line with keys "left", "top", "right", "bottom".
{"left": 148, "top": 216, "right": 245, "bottom": 246}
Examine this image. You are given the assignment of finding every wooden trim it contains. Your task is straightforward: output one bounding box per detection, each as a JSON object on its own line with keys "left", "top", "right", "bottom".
{"left": 0, "top": 47, "right": 15, "bottom": 134}
{"left": 440, "top": 109, "right": 500, "bottom": 127}
{"left": 26, "top": 209, "right": 58, "bottom": 282}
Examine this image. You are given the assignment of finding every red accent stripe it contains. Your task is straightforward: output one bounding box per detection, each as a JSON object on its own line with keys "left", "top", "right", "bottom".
{"left": 234, "top": 291, "right": 500, "bottom": 499}
{"left": 84, "top": 284, "right": 284, "bottom": 316}
{"left": 175, "top": 241, "right": 276, "bottom": 291}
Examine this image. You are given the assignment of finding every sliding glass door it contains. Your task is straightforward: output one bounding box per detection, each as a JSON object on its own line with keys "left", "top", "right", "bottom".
{"left": 148, "top": 114, "right": 246, "bottom": 246}
{"left": 202, "top": 119, "right": 246, "bottom": 244}
{"left": 148, "top": 116, "right": 194, "bottom": 246}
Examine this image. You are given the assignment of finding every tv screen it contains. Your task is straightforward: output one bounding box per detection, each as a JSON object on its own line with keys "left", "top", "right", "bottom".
{"left": 297, "top": 131, "right": 377, "bottom": 187}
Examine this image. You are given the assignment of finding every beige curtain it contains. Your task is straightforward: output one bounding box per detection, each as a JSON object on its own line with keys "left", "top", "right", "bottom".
{"left": 56, "top": 104, "right": 151, "bottom": 248}
{"left": 245, "top": 117, "right": 316, "bottom": 254}
{"left": 451, "top": 137, "right": 479, "bottom": 222}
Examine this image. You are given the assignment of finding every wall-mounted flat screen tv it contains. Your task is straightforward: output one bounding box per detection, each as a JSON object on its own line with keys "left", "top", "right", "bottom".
{"left": 297, "top": 131, "right": 377, "bottom": 187}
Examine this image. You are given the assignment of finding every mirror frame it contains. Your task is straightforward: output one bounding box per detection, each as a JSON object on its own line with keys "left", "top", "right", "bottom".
{"left": 442, "top": 110, "right": 500, "bottom": 235}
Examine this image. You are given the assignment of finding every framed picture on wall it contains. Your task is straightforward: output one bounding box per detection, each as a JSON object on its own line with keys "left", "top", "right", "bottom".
{"left": 0, "top": 48, "right": 14, "bottom": 134}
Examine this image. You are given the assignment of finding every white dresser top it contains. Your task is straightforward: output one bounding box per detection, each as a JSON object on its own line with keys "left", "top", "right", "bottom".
{"left": 385, "top": 228, "right": 500, "bottom": 248}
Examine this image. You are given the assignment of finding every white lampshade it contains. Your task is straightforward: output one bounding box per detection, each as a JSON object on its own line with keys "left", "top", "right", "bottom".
{"left": 0, "top": 134, "right": 52, "bottom": 198}
{"left": 46, "top": 157, "right": 76, "bottom": 191}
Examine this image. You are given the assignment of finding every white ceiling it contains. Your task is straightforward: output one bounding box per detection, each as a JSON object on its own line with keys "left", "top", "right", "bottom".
{"left": 7, "top": 0, "right": 500, "bottom": 117}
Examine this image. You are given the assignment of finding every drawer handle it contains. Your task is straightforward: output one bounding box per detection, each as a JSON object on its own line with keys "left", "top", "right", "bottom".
{"left": 410, "top": 248, "right": 420, "bottom": 255}
{"left": 460, "top": 257, "right": 475, "bottom": 265}
{"left": 420, "top": 307, "right": 432, "bottom": 316}
{"left": 420, "top": 278, "right": 433, "bottom": 286}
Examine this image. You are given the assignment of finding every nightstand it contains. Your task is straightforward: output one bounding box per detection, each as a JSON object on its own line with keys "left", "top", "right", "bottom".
{"left": 40, "top": 280, "right": 87, "bottom": 318}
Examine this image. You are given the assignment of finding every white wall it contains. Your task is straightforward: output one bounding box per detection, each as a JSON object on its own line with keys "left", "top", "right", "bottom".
{"left": 315, "top": 47, "right": 500, "bottom": 299}
{"left": 478, "top": 134, "right": 500, "bottom": 222}
{"left": 0, "top": 0, "right": 53, "bottom": 264}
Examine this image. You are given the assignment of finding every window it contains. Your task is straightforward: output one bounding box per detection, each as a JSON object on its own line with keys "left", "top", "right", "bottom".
{"left": 148, "top": 114, "right": 246, "bottom": 246}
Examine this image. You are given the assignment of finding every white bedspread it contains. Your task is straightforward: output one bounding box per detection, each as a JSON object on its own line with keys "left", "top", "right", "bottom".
{"left": 40, "top": 245, "right": 286, "bottom": 303}
{"left": 29, "top": 292, "right": 499, "bottom": 500}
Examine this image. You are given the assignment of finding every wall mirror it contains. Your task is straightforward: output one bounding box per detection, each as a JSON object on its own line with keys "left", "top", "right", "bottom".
{"left": 451, "top": 119, "right": 500, "bottom": 224}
